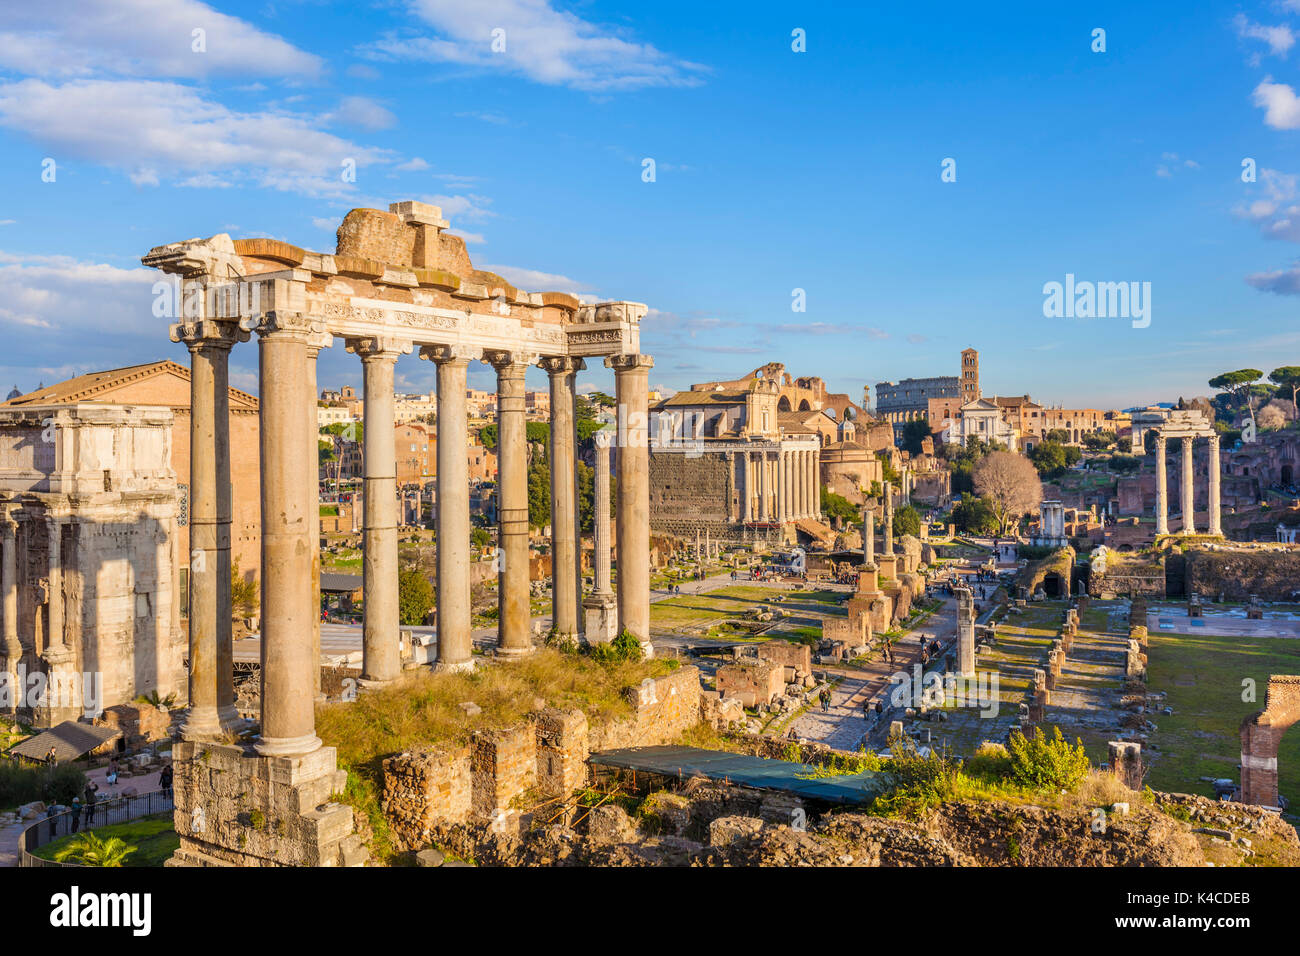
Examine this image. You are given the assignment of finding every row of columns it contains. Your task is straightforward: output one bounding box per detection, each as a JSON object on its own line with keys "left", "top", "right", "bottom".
{"left": 740, "top": 447, "right": 819, "bottom": 522}
{"left": 177, "top": 306, "right": 652, "bottom": 756}
{"left": 1153, "top": 433, "right": 1221, "bottom": 537}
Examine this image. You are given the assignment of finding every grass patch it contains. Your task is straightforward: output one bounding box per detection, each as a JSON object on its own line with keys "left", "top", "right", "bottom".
{"left": 1145, "top": 630, "right": 1300, "bottom": 806}
{"left": 33, "top": 813, "right": 178, "bottom": 867}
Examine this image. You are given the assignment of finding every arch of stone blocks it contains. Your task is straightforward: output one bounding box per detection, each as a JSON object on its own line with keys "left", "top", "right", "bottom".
{"left": 1240, "top": 674, "right": 1300, "bottom": 808}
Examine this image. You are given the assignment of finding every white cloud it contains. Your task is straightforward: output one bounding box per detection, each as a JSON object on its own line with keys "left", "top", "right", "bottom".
{"left": 1253, "top": 77, "right": 1300, "bottom": 129}
{"left": 0, "top": 251, "right": 156, "bottom": 336}
{"left": 1246, "top": 262, "right": 1300, "bottom": 294}
{"left": 421, "top": 192, "right": 495, "bottom": 221}
{"left": 346, "top": 64, "right": 382, "bottom": 81}
{"left": 395, "top": 157, "right": 431, "bottom": 171}
{"left": 480, "top": 263, "right": 594, "bottom": 296}
{"left": 0, "top": 79, "right": 388, "bottom": 197}
{"left": 364, "top": 0, "right": 709, "bottom": 92}
{"left": 329, "top": 95, "right": 398, "bottom": 132}
{"left": 1235, "top": 14, "right": 1295, "bottom": 57}
{"left": 0, "top": 0, "right": 323, "bottom": 79}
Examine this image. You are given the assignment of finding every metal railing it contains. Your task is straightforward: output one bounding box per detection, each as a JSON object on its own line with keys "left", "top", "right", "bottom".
{"left": 18, "top": 790, "right": 174, "bottom": 867}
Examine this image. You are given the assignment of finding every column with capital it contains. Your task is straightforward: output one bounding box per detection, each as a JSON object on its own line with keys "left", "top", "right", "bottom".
{"left": 346, "top": 335, "right": 412, "bottom": 684}
{"left": 541, "top": 356, "right": 584, "bottom": 639}
{"left": 0, "top": 507, "right": 19, "bottom": 715}
{"left": 606, "top": 354, "right": 653, "bottom": 644}
{"left": 1207, "top": 433, "right": 1222, "bottom": 537}
{"left": 777, "top": 450, "right": 787, "bottom": 525}
{"left": 1154, "top": 434, "right": 1169, "bottom": 535}
{"left": 422, "top": 345, "right": 477, "bottom": 670}
{"left": 1180, "top": 436, "right": 1196, "bottom": 535}
{"left": 247, "top": 312, "right": 321, "bottom": 756}
{"left": 486, "top": 351, "right": 535, "bottom": 657}
{"left": 36, "top": 513, "right": 78, "bottom": 724}
{"left": 884, "top": 484, "right": 895, "bottom": 556}
{"left": 742, "top": 453, "right": 752, "bottom": 522}
{"left": 171, "top": 319, "right": 247, "bottom": 736}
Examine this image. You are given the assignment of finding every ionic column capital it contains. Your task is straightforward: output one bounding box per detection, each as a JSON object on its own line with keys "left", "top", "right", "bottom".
{"left": 169, "top": 318, "right": 248, "bottom": 350}
{"left": 345, "top": 335, "right": 413, "bottom": 361}
{"left": 538, "top": 355, "right": 586, "bottom": 376}
{"left": 419, "top": 344, "right": 481, "bottom": 366}
{"left": 604, "top": 353, "right": 654, "bottom": 373}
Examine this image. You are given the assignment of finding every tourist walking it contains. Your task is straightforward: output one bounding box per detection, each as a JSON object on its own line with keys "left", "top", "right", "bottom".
{"left": 84, "top": 782, "right": 99, "bottom": 826}
{"left": 159, "top": 763, "right": 174, "bottom": 799}
{"left": 70, "top": 797, "right": 81, "bottom": 833}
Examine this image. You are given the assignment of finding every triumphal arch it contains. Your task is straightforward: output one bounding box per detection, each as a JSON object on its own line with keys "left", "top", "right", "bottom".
{"left": 143, "top": 201, "right": 652, "bottom": 866}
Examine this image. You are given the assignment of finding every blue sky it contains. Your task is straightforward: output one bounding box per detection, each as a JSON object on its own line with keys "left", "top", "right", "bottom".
{"left": 2, "top": 0, "right": 1300, "bottom": 409}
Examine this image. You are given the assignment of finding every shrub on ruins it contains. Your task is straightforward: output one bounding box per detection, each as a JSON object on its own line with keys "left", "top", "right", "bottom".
{"left": 1005, "top": 727, "right": 1090, "bottom": 792}
{"left": 820, "top": 487, "right": 858, "bottom": 523}
{"left": 587, "top": 629, "right": 645, "bottom": 665}
{"left": 872, "top": 734, "right": 962, "bottom": 815}
{"left": 0, "top": 761, "right": 87, "bottom": 809}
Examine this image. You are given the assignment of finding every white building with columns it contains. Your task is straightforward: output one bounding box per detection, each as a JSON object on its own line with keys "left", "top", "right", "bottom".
{"left": 649, "top": 379, "right": 822, "bottom": 544}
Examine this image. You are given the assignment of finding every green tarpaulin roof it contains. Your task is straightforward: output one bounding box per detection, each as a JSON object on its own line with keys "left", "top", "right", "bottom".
{"left": 589, "top": 745, "right": 881, "bottom": 805}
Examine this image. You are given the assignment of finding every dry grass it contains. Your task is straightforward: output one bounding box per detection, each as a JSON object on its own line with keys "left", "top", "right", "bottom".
{"left": 1072, "top": 769, "right": 1138, "bottom": 807}
{"left": 316, "top": 649, "right": 677, "bottom": 770}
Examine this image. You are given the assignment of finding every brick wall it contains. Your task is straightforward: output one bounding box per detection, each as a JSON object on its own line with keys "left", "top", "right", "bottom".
{"left": 381, "top": 745, "right": 471, "bottom": 851}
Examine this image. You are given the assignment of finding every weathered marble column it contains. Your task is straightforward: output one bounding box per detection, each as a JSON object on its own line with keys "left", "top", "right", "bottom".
{"left": 246, "top": 312, "right": 319, "bottom": 756}
{"left": 0, "top": 509, "right": 19, "bottom": 714}
{"left": 862, "top": 502, "right": 875, "bottom": 567}
{"left": 758, "top": 450, "right": 769, "bottom": 521}
{"left": 1207, "top": 433, "right": 1222, "bottom": 537}
{"left": 172, "top": 319, "right": 245, "bottom": 737}
{"left": 422, "top": 345, "right": 477, "bottom": 671}
{"left": 305, "top": 336, "right": 331, "bottom": 699}
{"left": 36, "top": 513, "right": 77, "bottom": 723}
{"left": 541, "top": 356, "right": 584, "bottom": 639}
{"left": 1154, "top": 434, "right": 1169, "bottom": 535}
{"left": 487, "top": 351, "right": 535, "bottom": 657}
{"left": 583, "top": 431, "right": 618, "bottom": 643}
{"left": 1180, "top": 436, "right": 1196, "bottom": 535}
{"left": 347, "top": 336, "right": 411, "bottom": 684}
{"left": 884, "top": 484, "right": 895, "bottom": 556}
{"left": 607, "top": 354, "right": 653, "bottom": 643}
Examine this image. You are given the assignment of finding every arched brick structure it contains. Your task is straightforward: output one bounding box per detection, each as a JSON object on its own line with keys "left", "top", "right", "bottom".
{"left": 1240, "top": 675, "right": 1300, "bottom": 808}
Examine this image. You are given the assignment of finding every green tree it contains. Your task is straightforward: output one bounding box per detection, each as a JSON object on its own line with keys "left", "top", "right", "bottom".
{"left": 951, "top": 492, "right": 999, "bottom": 535}
{"left": 820, "top": 487, "right": 858, "bottom": 523}
{"left": 1044, "top": 428, "right": 1071, "bottom": 444}
{"left": 398, "top": 567, "right": 434, "bottom": 625}
{"left": 893, "top": 504, "right": 921, "bottom": 539}
{"left": 1029, "top": 440, "right": 1069, "bottom": 479}
{"left": 1082, "top": 430, "right": 1116, "bottom": 450}
{"left": 900, "top": 418, "right": 932, "bottom": 456}
{"left": 478, "top": 423, "right": 498, "bottom": 449}
{"left": 527, "top": 460, "right": 551, "bottom": 529}
{"left": 876, "top": 451, "right": 901, "bottom": 485}
{"left": 1269, "top": 366, "right": 1300, "bottom": 410}
{"left": 1209, "top": 369, "right": 1263, "bottom": 429}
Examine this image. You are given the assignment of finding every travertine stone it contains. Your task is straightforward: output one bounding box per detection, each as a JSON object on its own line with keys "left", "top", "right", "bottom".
{"left": 422, "top": 345, "right": 478, "bottom": 670}
{"left": 607, "top": 353, "right": 653, "bottom": 643}
{"left": 346, "top": 335, "right": 412, "bottom": 683}
{"left": 486, "top": 351, "right": 537, "bottom": 657}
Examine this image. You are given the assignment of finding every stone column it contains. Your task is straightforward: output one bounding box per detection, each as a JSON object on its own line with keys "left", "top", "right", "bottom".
{"left": 884, "top": 484, "right": 895, "bottom": 556}
{"left": 172, "top": 319, "right": 245, "bottom": 737}
{"left": 422, "top": 345, "right": 477, "bottom": 671}
{"left": 246, "top": 311, "right": 320, "bottom": 756}
{"left": 862, "top": 503, "right": 875, "bottom": 567}
{"left": 1154, "top": 434, "right": 1168, "bottom": 536}
{"left": 778, "top": 450, "right": 788, "bottom": 523}
{"left": 37, "top": 513, "right": 77, "bottom": 723}
{"left": 347, "top": 336, "right": 411, "bottom": 684}
{"left": 741, "top": 453, "right": 752, "bottom": 522}
{"left": 956, "top": 587, "right": 975, "bottom": 677}
{"left": 541, "top": 356, "right": 583, "bottom": 640}
{"left": 486, "top": 351, "right": 535, "bottom": 657}
{"left": 305, "top": 336, "right": 330, "bottom": 699}
{"left": 583, "top": 431, "right": 618, "bottom": 643}
{"left": 606, "top": 354, "right": 653, "bottom": 644}
{"left": 1207, "top": 433, "right": 1222, "bottom": 537}
{"left": 1181, "top": 436, "right": 1196, "bottom": 535}
{"left": 758, "top": 450, "right": 769, "bottom": 521}
{"left": 0, "top": 508, "right": 19, "bottom": 714}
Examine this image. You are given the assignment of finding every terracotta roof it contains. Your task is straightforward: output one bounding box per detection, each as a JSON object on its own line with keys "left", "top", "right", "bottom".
{"left": 2, "top": 360, "right": 258, "bottom": 410}
{"left": 656, "top": 390, "right": 749, "bottom": 408}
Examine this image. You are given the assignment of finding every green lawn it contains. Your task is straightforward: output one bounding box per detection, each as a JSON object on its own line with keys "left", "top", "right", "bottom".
{"left": 649, "top": 586, "right": 842, "bottom": 630}
{"left": 1146, "top": 631, "right": 1300, "bottom": 808}
{"left": 33, "top": 813, "right": 178, "bottom": 867}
